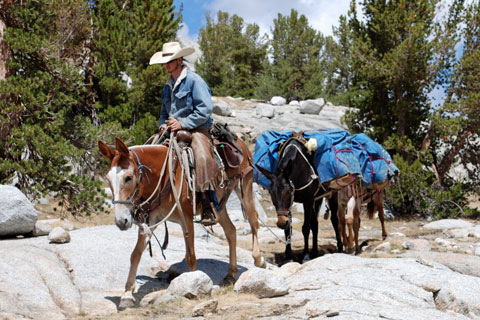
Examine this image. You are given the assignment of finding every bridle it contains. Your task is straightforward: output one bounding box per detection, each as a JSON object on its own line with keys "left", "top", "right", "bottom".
{"left": 111, "top": 149, "right": 152, "bottom": 221}
{"left": 275, "top": 179, "right": 295, "bottom": 218}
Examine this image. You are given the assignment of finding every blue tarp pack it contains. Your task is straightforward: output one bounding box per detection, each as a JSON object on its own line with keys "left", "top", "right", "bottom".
{"left": 253, "top": 129, "right": 362, "bottom": 188}
{"left": 351, "top": 133, "right": 399, "bottom": 186}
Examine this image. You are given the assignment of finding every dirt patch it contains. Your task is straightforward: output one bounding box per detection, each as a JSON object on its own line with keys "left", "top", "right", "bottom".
{"left": 75, "top": 289, "right": 268, "bottom": 320}
{"left": 35, "top": 201, "right": 114, "bottom": 229}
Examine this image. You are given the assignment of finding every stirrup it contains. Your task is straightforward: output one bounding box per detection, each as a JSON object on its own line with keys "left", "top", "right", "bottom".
{"left": 201, "top": 203, "right": 218, "bottom": 226}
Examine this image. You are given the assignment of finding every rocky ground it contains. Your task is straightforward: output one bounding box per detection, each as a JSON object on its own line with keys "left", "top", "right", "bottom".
{"left": 0, "top": 194, "right": 478, "bottom": 320}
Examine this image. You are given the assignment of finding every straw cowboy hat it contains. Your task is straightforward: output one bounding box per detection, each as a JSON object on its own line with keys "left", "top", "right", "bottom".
{"left": 149, "top": 42, "right": 195, "bottom": 65}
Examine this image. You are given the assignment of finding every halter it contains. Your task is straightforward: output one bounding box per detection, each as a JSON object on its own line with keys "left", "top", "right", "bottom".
{"left": 111, "top": 149, "right": 152, "bottom": 217}
{"left": 282, "top": 143, "right": 321, "bottom": 193}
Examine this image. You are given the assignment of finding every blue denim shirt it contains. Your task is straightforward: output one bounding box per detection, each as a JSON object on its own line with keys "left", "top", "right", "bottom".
{"left": 160, "top": 68, "right": 213, "bottom": 130}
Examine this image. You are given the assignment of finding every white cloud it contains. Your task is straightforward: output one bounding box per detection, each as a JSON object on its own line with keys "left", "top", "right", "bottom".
{"left": 208, "top": 0, "right": 352, "bottom": 37}
{"left": 177, "top": 22, "right": 197, "bottom": 41}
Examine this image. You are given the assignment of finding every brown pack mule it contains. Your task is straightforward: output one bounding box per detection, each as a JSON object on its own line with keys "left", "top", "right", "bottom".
{"left": 98, "top": 137, "right": 265, "bottom": 309}
{"left": 336, "top": 182, "right": 389, "bottom": 254}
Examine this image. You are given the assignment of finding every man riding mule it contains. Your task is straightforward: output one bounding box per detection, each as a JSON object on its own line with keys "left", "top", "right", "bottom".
{"left": 98, "top": 135, "right": 265, "bottom": 308}
{"left": 150, "top": 41, "right": 219, "bottom": 226}
{"left": 97, "top": 42, "right": 266, "bottom": 309}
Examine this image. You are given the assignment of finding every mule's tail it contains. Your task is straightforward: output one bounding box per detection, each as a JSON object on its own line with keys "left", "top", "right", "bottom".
{"left": 366, "top": 200, "right": 375, "bottom": 219}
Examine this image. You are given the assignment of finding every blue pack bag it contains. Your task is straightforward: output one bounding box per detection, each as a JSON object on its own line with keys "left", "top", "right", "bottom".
{"left": 253, "top": 129, "right": 362, "bottom": 188}
{"left": 351, "top": 133, "right": 399, "bottom": 186}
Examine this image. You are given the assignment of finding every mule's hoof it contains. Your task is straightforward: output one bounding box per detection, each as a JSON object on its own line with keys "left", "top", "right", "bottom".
{"left": 301, "top": 255, "right": 311, "bottom": 263}
{"left": 222, "top": 275, "right": 236, "bottom": 286}
{"left": 119, "top": 296, "right": 135, "bottom": 310}
{"left": 255, "top": 256, "right": 266, "bottom": 268}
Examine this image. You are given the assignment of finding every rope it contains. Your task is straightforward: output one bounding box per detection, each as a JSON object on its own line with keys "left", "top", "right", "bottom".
{"left": 282, "top": 144, "right": 321, "bottom": 195}
{"left": 181, "top": 146, "right": 196, "bottom": 218}
{"left": 257, "top": 214, "right": 286, "bottom": 244}
{"left": 168, "top": 132, "right": 192, "bottom": 262}
{"left": 138, "top": 147, "right": 169, "bottom": 208}
{"left": 141, "top": 133, "right": 182, "bottom": 233}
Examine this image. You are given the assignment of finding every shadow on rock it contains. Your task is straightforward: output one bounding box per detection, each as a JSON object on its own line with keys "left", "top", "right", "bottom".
{"left": 273, "top": 244, "right": 340, "bottom": 266}
{"left": 157, "top": 258, "right": 249, "bottom": 285}
{"left": 105, "top": 275, "right": 168, "bottom": 311}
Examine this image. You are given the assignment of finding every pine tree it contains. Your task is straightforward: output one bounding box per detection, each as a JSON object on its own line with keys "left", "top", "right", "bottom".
{"left": 90, "top": 0, "right": 180, "bottom": 144}
{"left": 427, "top": 0, "right": 480, "bottom": 187}
{"left": 0, "top": 0, "right": 104, "bottom": 215}
{"left": 196, "top": 11, "right": 267, "bottom": 98}
{"left": 0, "top": 0, "right": 181, "bottom": 214}
{"left": 268, "top": 9, "right": 325, "bottom": 101}
{"left": 345, "top": 0, "right": 450, "bottom": 145}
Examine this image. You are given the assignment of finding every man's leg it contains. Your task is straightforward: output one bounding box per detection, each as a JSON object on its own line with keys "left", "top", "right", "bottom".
{"left": 200, "top": 190, "right": 218, "bottom": 226}
{"left": 191, "top": 130, "right": 221, "bottom": 226}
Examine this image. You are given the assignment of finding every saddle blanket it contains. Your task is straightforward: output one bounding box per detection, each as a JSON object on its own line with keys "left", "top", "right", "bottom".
{"left": 253, "top": 129, "right": 398, "bottom": 189}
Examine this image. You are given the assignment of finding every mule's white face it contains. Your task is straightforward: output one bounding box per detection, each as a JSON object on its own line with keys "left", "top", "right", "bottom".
{"left": 107, "top": 165, "right": 137, "bottom": 230}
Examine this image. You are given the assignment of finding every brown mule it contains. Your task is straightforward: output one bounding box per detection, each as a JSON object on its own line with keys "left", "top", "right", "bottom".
{"left": 336, "top": 182, "right": 389, "bottom": 254}
{"left": 98, "top": 137, "right": 265, "bottom": 308}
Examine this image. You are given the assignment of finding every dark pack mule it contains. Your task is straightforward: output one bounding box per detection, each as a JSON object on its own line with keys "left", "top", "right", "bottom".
{"left": 257, "top": 132, "right": 343, "bottom": 261}
{"left": 98, "top": 137, "right": 265, "bottom": 308}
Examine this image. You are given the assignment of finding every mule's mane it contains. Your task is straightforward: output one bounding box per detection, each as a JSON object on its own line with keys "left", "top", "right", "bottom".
{"left": 110, "top": 144, "right": 168, "bottom": 170}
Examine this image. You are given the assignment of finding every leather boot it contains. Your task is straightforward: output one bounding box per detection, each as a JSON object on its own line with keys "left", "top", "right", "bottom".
{"left": 201, "top": 193, "right": 217, "bottom": 226}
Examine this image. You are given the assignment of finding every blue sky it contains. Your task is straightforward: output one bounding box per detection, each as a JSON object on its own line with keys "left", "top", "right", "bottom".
{"left": 173, "top": 0, "right": 354, "bottom": 41}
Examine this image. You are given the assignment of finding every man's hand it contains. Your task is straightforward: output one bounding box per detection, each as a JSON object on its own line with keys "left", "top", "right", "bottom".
{"left": 159, "top": 124, "right": 167, "bottom": 133}
{"left": 167, "top": 117, "right": 183, "bottom": 131}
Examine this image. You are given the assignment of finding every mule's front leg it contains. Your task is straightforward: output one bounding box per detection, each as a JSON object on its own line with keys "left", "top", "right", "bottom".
{"left": 217, "top": 206, "right": 238, "bottom": 284}
{"left": 284, "top": 227, "right": 293, "bottom": 261}
{"left": 238, "top": 182, "right": 266, "bottom": 269}
{"left": 182, "top": 218, "right": 197, "bottom": 272}
{"left": 119, "top": 228, "right": 150, "bottom": 309}
{"left": 337, "top": 201, "right": 348, "bottom": 253}
{"left": 301, "top": 203, "right": 312, "bottom": 259}
{"left": 309, "top": 200, "right": 321, "bottom": 259}
{"left": 328, "top": 194, "right": 343, "bottom": 253}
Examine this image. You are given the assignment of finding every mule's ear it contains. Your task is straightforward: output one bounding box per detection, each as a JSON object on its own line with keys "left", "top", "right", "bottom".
{"left": 98, "top": 140, "right": 115, "bottom": 160}
{"left": 115, "top": 137, "right": 129, "bottom": 155}
{"left": 256, "top": 166, "right": 273, "bottom": 181}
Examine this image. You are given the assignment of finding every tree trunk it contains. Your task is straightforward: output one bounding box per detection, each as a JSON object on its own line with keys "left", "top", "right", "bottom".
{"left": 436, "top": 124, "right": 478, "bottom": 180}
{"left": 0, "top": 17, "right": 10, "bottom": 80}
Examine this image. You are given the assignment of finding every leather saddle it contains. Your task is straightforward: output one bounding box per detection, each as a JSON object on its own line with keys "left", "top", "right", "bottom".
{"left": 176, "top": 128, "right": 244, "bottom": 169}
{"left": 211, "top": 122, "right": 244, "bottom": 168}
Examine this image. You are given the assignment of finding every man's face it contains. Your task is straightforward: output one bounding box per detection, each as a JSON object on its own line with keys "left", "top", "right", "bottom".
{"left": 164, "top": 58, "right": 182, "bottom": 74}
